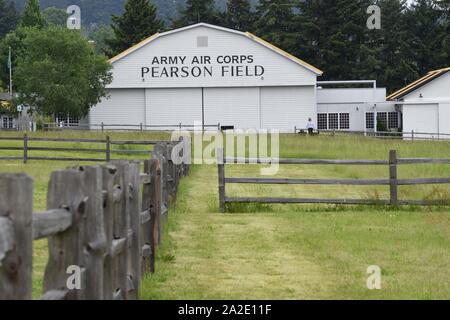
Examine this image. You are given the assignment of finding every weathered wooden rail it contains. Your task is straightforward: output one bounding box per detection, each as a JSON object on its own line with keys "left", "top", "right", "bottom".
{"left": 0, "top": 141, "right": 189, "bottom": 300}
{"left": 0, "top": 135, "right": 164, "bottom": 163}
{"left": 217, "top": 149, "right": 450, "bottom": 211}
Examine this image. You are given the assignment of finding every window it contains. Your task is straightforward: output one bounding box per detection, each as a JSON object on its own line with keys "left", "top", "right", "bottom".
{"left": 68, "top": 116, "right": 80, "bottom": 127}
{"left": 339, "top": 113, "right": 350, "bottom": 130}
{"left": 366, "top": 113, "right": 375, "bottom": 129}
{"left": 2, "top": 116, "right": 14, "bottom": 129}
{"left": 317, "top": 113, "right": 328, "bottom": 130}
{"left": 377, "top": 112, "right": 387, "bottom": 131}
{"left": 197, "top": 36, "right": 209, "bottom": 47}
{"left": 328, "top": 113, "right": 339, "bottom": 130}
{"left": 56, "top": 114, "right": 80, "bottom": 127}
{"left": 388, "top": 112, "right": 399, "bottom": 129}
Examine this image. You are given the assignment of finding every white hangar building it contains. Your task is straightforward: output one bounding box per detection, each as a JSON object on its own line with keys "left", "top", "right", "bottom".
{"left": 89, "top": 23, "right": 323, "bottom": 131}
{"left": 388, "top": 67, "right": 450, "bottom": 138}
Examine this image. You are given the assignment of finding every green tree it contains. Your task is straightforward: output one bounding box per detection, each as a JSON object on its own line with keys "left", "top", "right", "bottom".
{"left": 13, "top": 26, "right": 112, "bottom": 118}
{"left": 0, "top": 0, "right": 19, "bottom": 38}
{"left": 435, "top": 0, "right": 450, "bottom": 66}
{"left": 0, "top": 28, "right": 28, "bottom": 90}
{"left": 294, "top": 0, "right": 375, "bottom": 81}
{"left": 86, "top": 25, "right": 115, "bottom": 55}
{"left": 224, "top": 0, "right": 252, "bottom": 31}
{"left": 173, "top": 0, "right": 219, "bottom": 27}
{"left": 42, "top": 7, "right": 68, "bottom": 27}
{"left": 107, "top": 0, "right": 164, "bottom": 57}
{"left": 405, "top": 0, "right": 446, "bottom": 75}
{"left": 20, "top": 0, "right": 47, "bottom": 28}
{"left": 254, "top": 0, "right": 296, "bottom": 51}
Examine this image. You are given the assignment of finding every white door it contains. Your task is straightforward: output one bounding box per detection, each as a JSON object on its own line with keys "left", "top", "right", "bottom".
{"left": 261, "top": 86, "right": 316, "bottom": 131}
{"left": 146, "top": 88, "right": 203, "bottom": 130}
{"left": 204, "top": 87, "right": 260, "bottom": 129}
{"left": 90, "top": 89, "right": 145, "bottom": 129}
{"left": 403, "top": 104, "right": 439, "bottom": 138}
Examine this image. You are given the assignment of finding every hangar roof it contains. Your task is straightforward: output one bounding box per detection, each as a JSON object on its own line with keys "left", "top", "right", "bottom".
{"left": 108, "top": 23, "right": 323, "bottom": 76}
{"left": 387, "top": 67, "right": 450, "bottom": 101}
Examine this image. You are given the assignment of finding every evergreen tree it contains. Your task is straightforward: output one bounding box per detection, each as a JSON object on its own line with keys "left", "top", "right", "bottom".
{"left": 20, "top": 0, "right": 47, "bottom": 29}
{"left": 173, "top": 0, "right": 219, "bottom": 27}
{"left": 107, "top": 0, "right": 164, "bottom": 56}
{"left": 435, "top": 0, "right": 450, "bottom": 66}
{"left": 254, "top": 0, "right": 296, "bottom": 52}
{"left": 225, "top": 0, "right": 252, "bottom": 31}
{"left": 360, "top": 0, "right": 418, "bottom": 92}
{"left": 405, "top": 0, "right": 445, "bottom": 75}
{"left": 0, "top": 0, "right": 19, "bottom": 38}
{"left": 295, "top": 0, "right": 374, "bottom": 81}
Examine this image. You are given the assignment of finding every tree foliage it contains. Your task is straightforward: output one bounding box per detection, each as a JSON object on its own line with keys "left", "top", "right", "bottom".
{"left": 173, "top": 0, "right": 220, "bottom": 27}
{"left": 107, "top": 0, "right": 164, "bottom": 56}
{"left": 0, "top": 0, "right": 19, "bottom": 38}
{"left": 20, "top": 0, "right": 47, "bottom": 28}
{"left": 13, "top": 26, "right": 112, "bottom": 117}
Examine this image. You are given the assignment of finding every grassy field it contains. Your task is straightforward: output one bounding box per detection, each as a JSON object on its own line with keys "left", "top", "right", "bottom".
{"left": 1, "top": 131, "right": 450, "bottom": 299}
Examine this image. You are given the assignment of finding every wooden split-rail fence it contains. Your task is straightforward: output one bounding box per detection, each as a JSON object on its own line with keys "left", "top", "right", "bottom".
{"left": 0, "top": 135, "right": 162, "bottom": 163}
{"left": 217, "top": 149, "right": 450, "bottom": 211}
{"left": 0, "top": 141, "right": 189, "bottom": 300}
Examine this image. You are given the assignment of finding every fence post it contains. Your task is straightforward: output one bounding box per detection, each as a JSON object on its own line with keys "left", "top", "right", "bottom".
{"left": 101, "top": 165, "right": 117, "bottom": 300}
{"left": 23, "top": 133, "right": 28, "bottom": 164}
{"left": 153, "top": 143, "right": 168, "bottom": 214}
{"left": 43, "top": 168, "right": 87, "bottom": 300}
{"left": 106, "top": 136, "right": 111, "bottom": 162}
{"left": 124, "top": 161, "right": 141, "bottom": 300}
{"left": 0, "top": 174, "right": 33, "bottom": 300}
{"left": 217, "top": 148, "right": 225, "bottom": 212}
{"left": 142, "top": 159, "right": 161, "bottom": 274}
{"left": 153, "top": 144, "right": 167, "bottom": 245}
{"left": 79, "top": 166, "right": 107, "bottom": 300}
{"left": 110, "top": 162, "right": 130, "bottom": 300}
{"left": 389, "top": 150, "right": 398, "bottom": 206}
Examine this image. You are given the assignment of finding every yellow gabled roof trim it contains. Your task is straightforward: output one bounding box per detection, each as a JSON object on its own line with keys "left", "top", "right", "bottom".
{"left": 108, "top": 33, "right": 160, "bottom": 63}
{"left": 430, "top": 67, "right": 450, "bottom": 73}
{"left": 387, "top": 67, "right": 450, "bottom": 100}
{"left": 106, "top": 23, "right": 322, "bottom": 77}
{"left": 245, "top": 32, "right": 323, "bottom": 75}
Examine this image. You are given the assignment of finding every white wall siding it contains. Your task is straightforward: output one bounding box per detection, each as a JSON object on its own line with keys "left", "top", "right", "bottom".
{"left": 317, "top": 88, "right": 386, "bottom": 104}
{"left": 403, "top": 104, "right": 439, "bottom": 137}
{"left": 439, "top": 103, "right": 450, "bottom": 135}
{"left": 403, "top": 73, "right": 450, "bottom": 101}
{"left": 261, "top": 86, "right": 315, "bottom": 131}
{"left": 89, "top": 89, "right": 145, "bottom": 128}
{"left": 110, "top": 26, "right": 317, "bottom": 89}
{"left": 204, "top": 87, "right": 260, "bottom": 129}
{"left": 145, "top": 88, "right": 203, "bottom": 129}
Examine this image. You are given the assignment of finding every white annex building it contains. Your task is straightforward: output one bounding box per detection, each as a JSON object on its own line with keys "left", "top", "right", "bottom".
{"left": 388, "top": 67, "right": 450, "bottom": 138}
{"left": 89, "top": 23, "right": 323, "bottom": 131}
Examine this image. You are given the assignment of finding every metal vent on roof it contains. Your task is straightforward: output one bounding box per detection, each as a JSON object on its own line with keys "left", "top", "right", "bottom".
{"left": 197, "top": 36, "right": 208, "bottom": 48}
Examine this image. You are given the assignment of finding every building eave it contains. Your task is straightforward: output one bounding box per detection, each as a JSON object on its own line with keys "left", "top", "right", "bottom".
{"left": 387, "top": 67, "right": 450, "bottom": 101}
{"left": 107, "top": 23, "right": 323, "bottom": 76}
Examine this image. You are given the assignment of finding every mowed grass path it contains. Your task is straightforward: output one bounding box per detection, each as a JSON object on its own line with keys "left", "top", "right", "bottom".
{"left": 142, "top": 135, "right": 450, "bottom": 300}
{"left": 2, "top": 132, "right": 450, "bottom": 299}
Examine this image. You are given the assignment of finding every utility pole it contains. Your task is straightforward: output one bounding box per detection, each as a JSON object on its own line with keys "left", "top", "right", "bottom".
{"left": 8, "top": 46, "right": 12, "bottom": 96}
